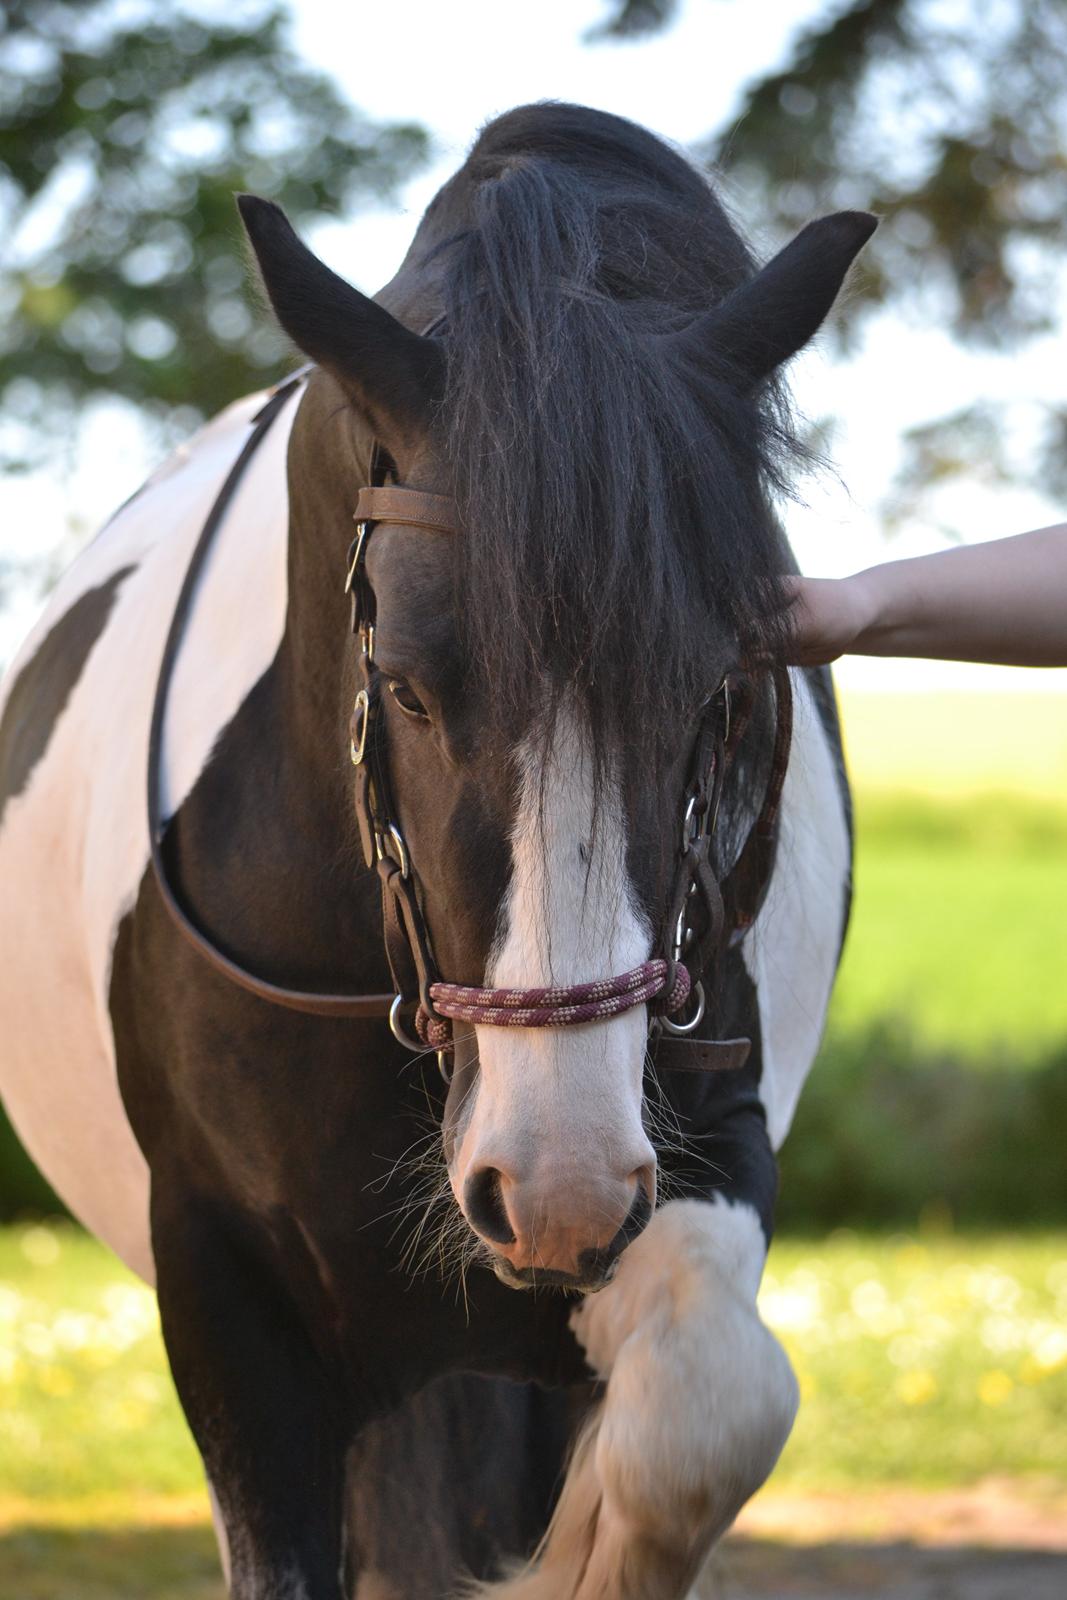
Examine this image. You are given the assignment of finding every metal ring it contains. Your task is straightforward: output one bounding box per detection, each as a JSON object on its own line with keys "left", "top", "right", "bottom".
{"left": 681, "top": 794, "right": 698, "bottom": 853}
{"left": 349, "top": 688, "right": 370, "bottom": 766}
{"left": 389, "top": 995, "right": 425, "bottom": 1053}
{"left": 659, "top": 980, "right": 706, "bottom": 1036}
{"left": 383, "top": 822, "right": 409, "bottom": 879}
{"left": 437, "top": 1049, "right": 453, "bottom": 1085}
{"left": 344, "top": 522, "right": 367, "bottom": 593}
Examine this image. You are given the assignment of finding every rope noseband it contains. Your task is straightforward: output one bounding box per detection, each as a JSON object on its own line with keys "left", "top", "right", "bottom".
{"left": 148, "top": 370, "right": 793, "bottom": 1083}
{"left": 417, "top": 961, "right": 692, "bottom": 1052}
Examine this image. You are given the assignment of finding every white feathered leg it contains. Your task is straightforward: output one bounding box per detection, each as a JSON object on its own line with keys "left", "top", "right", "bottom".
{"left": 468, "top": 1197, "right": 797, "bottom": 1600}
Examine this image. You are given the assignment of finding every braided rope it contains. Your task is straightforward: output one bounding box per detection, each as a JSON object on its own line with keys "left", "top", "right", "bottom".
{"left": 415, "top": 959, "right": 691, "bottom": 1051}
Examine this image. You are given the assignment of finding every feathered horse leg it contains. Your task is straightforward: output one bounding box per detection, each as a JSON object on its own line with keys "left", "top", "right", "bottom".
{"left": 467, "top": 1198, "right": 796, "bottom": 1600}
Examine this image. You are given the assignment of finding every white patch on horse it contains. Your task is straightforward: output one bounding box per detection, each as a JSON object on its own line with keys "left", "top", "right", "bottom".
{"left": 487, "top": 707, "right": 648, "bottom": 1051}
{"left": 490, "top": 705, "right": 649, "bottom": 990}
{"left": 0, "top": 389, "right": 296, "bottom": 1279}
{"left": 457, "top": 706, "right": 654, "bottom": 1264}
{"left": 743, "top": 669, "right": 851, "bottom": 1149}
{"left": 475, "top": 1196, "right": 797, "bottom": 1598}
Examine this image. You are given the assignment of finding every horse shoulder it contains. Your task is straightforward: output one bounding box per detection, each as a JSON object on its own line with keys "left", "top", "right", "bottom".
{"left": 0, "top": 390, "right": 295, "bottom": 1276}
{"left": 744, "top": 666, "right": 852, "bottom": 1149}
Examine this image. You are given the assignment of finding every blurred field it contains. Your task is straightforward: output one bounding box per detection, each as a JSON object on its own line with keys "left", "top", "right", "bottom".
{"left": 2, "top": 1222, "right": 1066, "bottom": 1596}
{"left": 831, "top": 806, "right": 1067, "bottom": 1057}
{"left": 830, "top": 690, "right": 1067, "bottom": 1059}
{"left": 839, "top": 690, "right": 1067, "bottom": 798}
{"left": 2, "top": 1222, "right": 1065, "bottom": 1511}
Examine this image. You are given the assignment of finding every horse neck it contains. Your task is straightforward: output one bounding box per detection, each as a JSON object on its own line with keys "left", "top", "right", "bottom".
{"left": 272, "top": 372, "right": 373, "bottom": 804}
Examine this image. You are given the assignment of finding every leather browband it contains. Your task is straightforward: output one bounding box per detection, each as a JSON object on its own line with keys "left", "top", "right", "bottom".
{"left": 353, "top": 486, "right": 458, "bottom": 535}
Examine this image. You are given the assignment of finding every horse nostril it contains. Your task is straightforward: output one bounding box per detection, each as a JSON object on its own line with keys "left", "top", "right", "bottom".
{"left": 573, "top": 1183, "right": 653, "bottom": 1284}
{"left": 463, "top": 1167, "right": 516, "bottom": 1245}
{"left": 621, "top": 1180, "right": 653, "bottom": 1244}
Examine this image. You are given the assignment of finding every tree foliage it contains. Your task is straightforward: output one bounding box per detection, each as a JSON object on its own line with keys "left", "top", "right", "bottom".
{"left": 0, "top": 0, "right": 428, "bottom": 460}
{"left": 596, "top": 0, "right": 1067, "bottom": 508}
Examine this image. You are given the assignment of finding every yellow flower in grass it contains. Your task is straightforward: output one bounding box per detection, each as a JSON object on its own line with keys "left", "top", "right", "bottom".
{"left": 36, "top": 1363, "right": 75, "bottom": 1397}
{"left": 1019, "top": 1356, "right": 1045, "bottom": 1386}
{"left": 895, "top": 1368, "right": 937, "bottom": 1406}
{"left": 978, "top": 1369, "right": 1014, "bottom": 1406}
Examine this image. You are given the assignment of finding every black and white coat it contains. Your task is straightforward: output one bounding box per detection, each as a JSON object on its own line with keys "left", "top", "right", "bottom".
{"left": 0, "top": 378, "right": 850, "bottom": 1599}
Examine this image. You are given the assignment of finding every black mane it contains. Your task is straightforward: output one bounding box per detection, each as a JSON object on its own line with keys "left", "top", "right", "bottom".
{"left": 434, "top": 103, "right": 806, "bottom": 778}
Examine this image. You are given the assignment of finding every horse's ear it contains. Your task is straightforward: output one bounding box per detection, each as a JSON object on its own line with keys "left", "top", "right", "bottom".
{"left": 679, "top": 211, "right": 878, "bottom": 385}
{"left": 237, "top": 194, "right": 443, "bottom": 451}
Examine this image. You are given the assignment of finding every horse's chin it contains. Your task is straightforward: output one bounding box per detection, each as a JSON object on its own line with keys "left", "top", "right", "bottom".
{"left": 489, "top": 1255, "right": 620, "bottom": 1296}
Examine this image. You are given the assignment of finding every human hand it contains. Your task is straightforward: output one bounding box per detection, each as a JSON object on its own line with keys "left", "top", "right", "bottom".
{"left": 783, "top": 573, "right": 876, "bottom": 666}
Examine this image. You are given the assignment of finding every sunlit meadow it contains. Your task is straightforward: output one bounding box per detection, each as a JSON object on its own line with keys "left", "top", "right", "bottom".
{"left": 3, "top": 1221, "right": 1065, "bottom": 1516}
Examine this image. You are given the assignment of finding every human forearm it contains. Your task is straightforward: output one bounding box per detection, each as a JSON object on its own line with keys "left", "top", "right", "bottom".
{"left": 788, "top": 524, "right": 1067, "bottom": 667}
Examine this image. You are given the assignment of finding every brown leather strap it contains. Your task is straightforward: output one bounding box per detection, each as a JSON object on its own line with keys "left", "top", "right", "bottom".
{"left": 354, "top": 486, "right": 459, "bottom": 535}
{"left": 654, "top": 1037, "right": 751, "bottom": 1073}
{"left": 724, "top": 666, "right": 794, "bottom": 937}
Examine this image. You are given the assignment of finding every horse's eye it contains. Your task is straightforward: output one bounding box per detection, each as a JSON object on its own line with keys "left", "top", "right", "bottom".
{"left": 387, "top": 678, "right": 430, "bottom": 720}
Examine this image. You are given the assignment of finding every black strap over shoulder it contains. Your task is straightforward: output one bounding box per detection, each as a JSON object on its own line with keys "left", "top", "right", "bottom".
{"left": 147, "top": 374, "right": 395, "bottom": 1021}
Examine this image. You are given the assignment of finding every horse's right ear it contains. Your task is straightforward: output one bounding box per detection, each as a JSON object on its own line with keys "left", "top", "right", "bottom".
{"left": 237, "top": 195, "right": 443, "bottom": 452}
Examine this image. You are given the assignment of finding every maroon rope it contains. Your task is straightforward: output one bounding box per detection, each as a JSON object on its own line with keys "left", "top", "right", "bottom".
{"left": 416, "top": 959, "right": 691, "bottom": 1051}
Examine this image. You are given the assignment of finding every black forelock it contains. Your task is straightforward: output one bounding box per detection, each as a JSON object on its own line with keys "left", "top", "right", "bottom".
{"left": 434, "top": 103, "right": 807, "bottom": 784}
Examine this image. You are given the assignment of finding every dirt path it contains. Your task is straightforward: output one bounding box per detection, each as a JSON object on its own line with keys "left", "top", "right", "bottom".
{"left": 2, "top": 1483, "right": 1065, "bottom": 1598}
{"left": 710, "top": 1482, "right": 1067, "bottom": 1599}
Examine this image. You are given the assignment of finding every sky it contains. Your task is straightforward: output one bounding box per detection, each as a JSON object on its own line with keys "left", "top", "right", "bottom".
{"left": 3, "top": 0, "right": 1067, "bottom": 695}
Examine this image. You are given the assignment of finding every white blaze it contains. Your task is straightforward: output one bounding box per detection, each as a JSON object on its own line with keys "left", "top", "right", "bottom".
{"left": 462, "top": 705, "right": 653, "bottom": 1200}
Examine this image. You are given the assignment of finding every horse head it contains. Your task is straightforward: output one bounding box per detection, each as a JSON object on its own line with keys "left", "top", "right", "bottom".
{"left": 237, "top": 178, "right": 874, "bottom": 1293}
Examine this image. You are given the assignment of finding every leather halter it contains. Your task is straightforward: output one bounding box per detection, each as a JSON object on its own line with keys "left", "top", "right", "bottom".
{"left": 148, "top": 369, "right": 793, "bottom": 1080}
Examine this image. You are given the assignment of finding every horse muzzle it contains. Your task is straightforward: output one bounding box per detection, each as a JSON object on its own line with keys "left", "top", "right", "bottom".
{"left": 463, "top": 1166, "right": 655, "bottom": 1291}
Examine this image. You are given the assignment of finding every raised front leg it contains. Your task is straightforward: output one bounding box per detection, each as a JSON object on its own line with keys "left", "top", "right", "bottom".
{"left": 151, "top": 1189, "right": 349, "bottom": 1600}
{"left": 475, "top": 1114, "right": 795, "bottom": 1600}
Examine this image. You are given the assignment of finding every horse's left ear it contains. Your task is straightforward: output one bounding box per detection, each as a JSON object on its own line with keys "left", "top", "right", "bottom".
{"left": 237, "top": 194, "right": 444, "bottom": 452}
{"left": 679, "top": 210, "right": 878, "bottom": 385}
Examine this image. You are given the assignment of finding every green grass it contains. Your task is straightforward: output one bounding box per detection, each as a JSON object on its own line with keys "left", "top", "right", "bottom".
{"left": 2, "top": 1223, "right": 1065, "bottom": 1520}
{"left": 764, "top": 1231, "right": 1067, "bottom": 1488}
{"left": 0, "top": 1226, "right": 202, "bottom": 1510}
{"left": 2, "top": 1222, "right": 1064, "bottom": 1596}
{"left": 828, "top": 789, "right": 1067, "bottom": 1060}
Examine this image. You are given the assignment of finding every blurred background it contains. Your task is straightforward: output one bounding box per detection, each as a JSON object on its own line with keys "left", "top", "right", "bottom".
{"left": 1, "top": 1, "right": 1065, "bottom": 1594}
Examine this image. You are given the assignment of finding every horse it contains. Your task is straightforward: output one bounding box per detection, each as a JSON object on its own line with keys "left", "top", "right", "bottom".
{"left": 0, "top": 103, "right": 869, "bottom": 1599}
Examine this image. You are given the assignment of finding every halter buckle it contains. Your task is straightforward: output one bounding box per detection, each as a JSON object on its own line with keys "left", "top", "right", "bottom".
{"left": 344, "top": 523, "right": 368, "bottom": 594}
{"left": 681, "top": 793, "right": 701, "bottom": 854}
{"left": 376, "top": 821, "right": 410, "bottom": 880}
{"left": 350, "top": 688, "right": 370, "bottom": 766}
